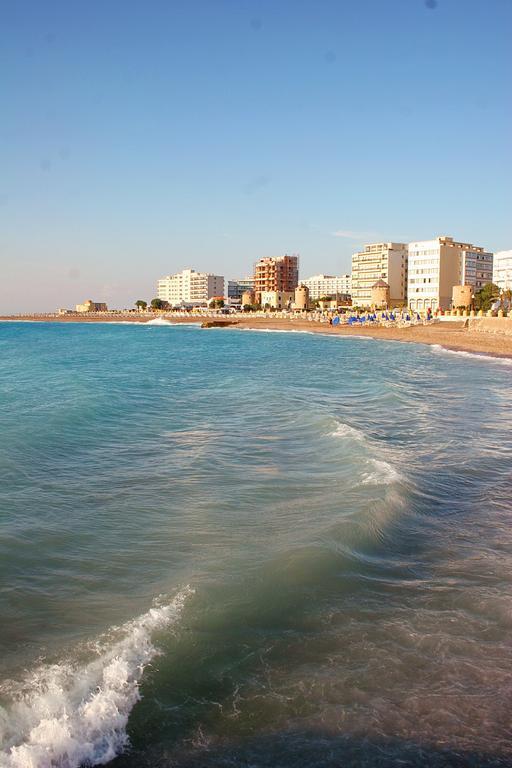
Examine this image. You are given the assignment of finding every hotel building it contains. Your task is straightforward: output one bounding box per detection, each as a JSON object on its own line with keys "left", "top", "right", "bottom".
{"left": 157, "top": 269, "right": 224, "bottom": 306}
{"left": 408, "top": 236, "right": 493, "bottom": 312}
{"left": 227, "top": 278, "right": 254, "bottom": 302}
{"left": 253, "top": 254, "right": 299, "bottom": 303}
{"left": 300, "top": 274, "right": 351, "bottom": 299}
{"left": 493, "top": 250, "right": 512, "bottom": 292}
{"left": 461, "top": 249, "right": 493, "bottom": 292}
{"left": 351, "top": 243, "right": 408, "bottom": 307}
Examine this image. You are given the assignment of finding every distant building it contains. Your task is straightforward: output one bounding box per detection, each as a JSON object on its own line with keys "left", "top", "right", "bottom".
{"left": 76, "top": 300, "right": 108, "bottom": 312}
{"left": 351, "top": 243, "right": 407, "bottom": 307}
{"left": 227, "top": 278, "right": 254, "bottom": 301}
{"left": 300, "top": 274, "right": 351, "bottom": 299}
{"left": 493, "top": 250, "right": 512, "bottom": 291}
{"left": 461, "top": 249, "right": 493, "bottom": 292}
{"left": 408, "top": 236, "right": 493, "bottom": 312}
{"left": 253, "top": 254, "right": 299, "bottom": 303}
{"left": 260, "top": 290, "right": 295, "bottom": 310}
{"left": 157, "top": 269, "right": 224, "bottom": 307}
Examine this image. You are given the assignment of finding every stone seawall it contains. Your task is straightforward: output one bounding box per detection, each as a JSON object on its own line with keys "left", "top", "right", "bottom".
{"left": 468, "top": 317, "right": 512, "bottom": 336}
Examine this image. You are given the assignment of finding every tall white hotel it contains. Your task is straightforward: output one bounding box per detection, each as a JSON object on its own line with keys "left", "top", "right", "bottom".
{"left": 407, "top": 236, "right": 493, "bottom": 312}
{"left": 493, "top": 250, "right": 512, "bottom": 292}
{"left": 157, "top": 269, "right": 224, "bottom": 307}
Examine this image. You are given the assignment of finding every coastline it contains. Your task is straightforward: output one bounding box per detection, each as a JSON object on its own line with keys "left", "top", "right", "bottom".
{"left": 1, "top": 313, "right": 512, "bottom": 360}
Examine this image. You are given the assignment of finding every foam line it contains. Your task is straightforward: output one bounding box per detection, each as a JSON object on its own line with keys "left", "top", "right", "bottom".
{"left": 0, "top": 587, "right": 193, "bottom": 768}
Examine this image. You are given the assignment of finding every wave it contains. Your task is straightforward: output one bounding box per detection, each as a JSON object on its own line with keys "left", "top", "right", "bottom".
{"left": 144, "top": 317, "right": 175, "bottom": 326}
{"left": 237, "top": 327, "right": 318, "bottom": 335}
{"left": 330, "top": 421, "right": 366, "bottom": 442}
{"left": 430, "top": 344, "right": 512, "bottom": 366}
{"left": 144, "top": 318, "right": 201, "bottom": 327}
{"left": 0, "top": 587, "right": 193, "bottom": 768}
{"left": 361, "top": 459, "right": 401, "bottom": 486}
{"left": 236, "top": 327, "right": 374, "bottom": 341}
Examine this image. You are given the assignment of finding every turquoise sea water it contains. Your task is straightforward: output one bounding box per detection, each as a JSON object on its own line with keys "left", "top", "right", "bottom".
{"left": 0, "top": 321, "right": 511, "bottom": 768}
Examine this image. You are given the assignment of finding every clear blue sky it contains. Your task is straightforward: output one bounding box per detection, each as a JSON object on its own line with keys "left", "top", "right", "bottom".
{"left": 1, "top": 0, "right": 510, "bottom": 312}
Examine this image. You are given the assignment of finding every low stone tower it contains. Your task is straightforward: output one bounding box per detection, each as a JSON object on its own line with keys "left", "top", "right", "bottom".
{"left": 371, "top": 279, "right": 390, "bottom": 309}
{"left": 241, "top": 290, "right": 256, "bottom": 307}
{"left": 294, "top": 285, "right": 310, "bottom": 311}
{"left": 452, "top": 285, "right": 472, "bottom": 309}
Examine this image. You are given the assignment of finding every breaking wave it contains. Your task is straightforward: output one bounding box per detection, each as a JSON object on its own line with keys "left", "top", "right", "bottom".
{"left": 0, "top": 587, "right": 193, "bottom": 768}
{"left": 144, "top": 317, "right": 175, "bottom": 326}
{"left": 430, "top": 344, "right": 512, "bottom": 366}
{"left": 330, "top": 421, "right": 366, "bottom": 442}
{"left": 361, "top": 459, "right": 401, "bottom": 486}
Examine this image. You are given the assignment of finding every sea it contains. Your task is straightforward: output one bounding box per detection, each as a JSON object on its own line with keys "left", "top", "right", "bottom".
{"left": 0, "top": 320, "right": 511, "bottom": 768}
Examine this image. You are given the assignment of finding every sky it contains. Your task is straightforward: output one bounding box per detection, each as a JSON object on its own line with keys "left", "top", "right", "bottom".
{"left": 0, "top": 0, "right": 511, "bottom": 312}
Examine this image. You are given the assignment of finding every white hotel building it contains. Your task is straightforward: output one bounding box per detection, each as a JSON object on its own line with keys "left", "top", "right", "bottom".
{"left": 157, "top": 269, "right": 224, "bottom": 306}
{"left": 408, "top": 236, "right": 493, "bottom": 312}
{"left": 493, "top": 250, "right": 512, "bottom": 292}
{"left": 300, "top": 274, "right": 351, "bottom": 299}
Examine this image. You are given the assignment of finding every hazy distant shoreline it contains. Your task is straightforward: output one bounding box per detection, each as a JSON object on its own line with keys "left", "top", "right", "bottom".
{"left": 1, "top": 313, "right": 512, "bottom": 361}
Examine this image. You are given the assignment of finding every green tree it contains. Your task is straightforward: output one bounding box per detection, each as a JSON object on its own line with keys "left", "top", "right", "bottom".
{"left": 474, "top": 283, "right": 499, "bottom": 312}
{"left": 150, "top": 298, "right": 166, "bottom": 310}
{"left": 135, "top": 300, "right": 147, "bottom": 310}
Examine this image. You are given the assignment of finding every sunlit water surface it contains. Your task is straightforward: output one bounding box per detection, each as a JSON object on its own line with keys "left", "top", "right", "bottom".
{"left": 0, "top": 322, "right": 511, "bottom": 767}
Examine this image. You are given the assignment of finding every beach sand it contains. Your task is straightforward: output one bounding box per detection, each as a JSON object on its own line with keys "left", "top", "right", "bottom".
{"left": 2, "top": 313, "right": 512, "bottom": 360}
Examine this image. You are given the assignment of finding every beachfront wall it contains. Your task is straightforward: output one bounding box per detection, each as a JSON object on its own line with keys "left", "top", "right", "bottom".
{"left": 468, "top": 317, "right": 512, "bottom": 336}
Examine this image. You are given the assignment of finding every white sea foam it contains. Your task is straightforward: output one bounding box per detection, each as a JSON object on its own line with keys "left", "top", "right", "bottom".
{"left": 144, "top": 317, "right": 201, "bottom": 326}
{"left": 330, "top": 421, "right": 366, "bottom": 441}
{"left": 361, "top": 459, "right": 401, "bottom": 486}
{"left": 236, "top": 327, "right": 374, "bottom": 340}
{"left": 430, "top": 344, "right": 512, "bottom": 366}
{"left": 143, "top": 317, "right": 174, "bottom": 326}
{"left": 237, "top": 327, "right": 318, "bottom": 335}
{"left": 0, "top": 587, "right": 193, "bottom": 768}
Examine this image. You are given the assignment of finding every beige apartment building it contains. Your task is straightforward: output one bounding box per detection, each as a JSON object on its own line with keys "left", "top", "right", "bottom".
{"left": 76, "top": 300, "right": 108, "bottom": 312}
{"left": 260, "top": 290, "right": 294, "bottom": 310}
{"left": 157, "top": 269, "right": 224, "bottom": 307}
{"left": 253, "top": 254, "right": 299, "bottom": 303}
{"left": 408, "top": 236, "right": 493, "bottom": 312}
{"left": 351, "top": 243, "right": 407, "bottom": 307}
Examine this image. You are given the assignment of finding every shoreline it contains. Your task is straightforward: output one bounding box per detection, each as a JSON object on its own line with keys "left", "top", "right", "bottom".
{"left": 1, "top": 313, "right": 512, "bottom": 360}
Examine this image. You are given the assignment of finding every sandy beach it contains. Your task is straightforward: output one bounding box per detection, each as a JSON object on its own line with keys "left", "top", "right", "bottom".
{"left": 2, "top": 313, "right": 512, "bottom": 360}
